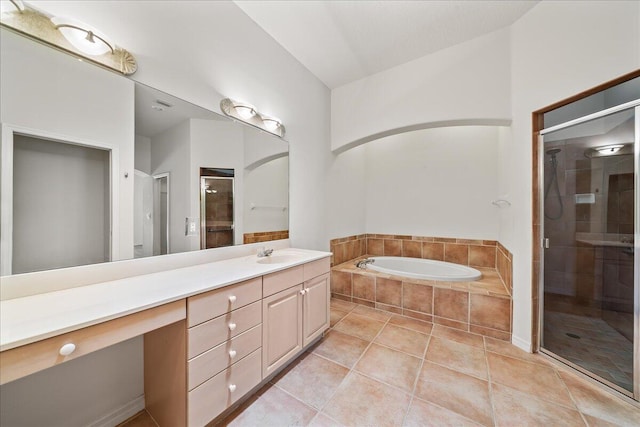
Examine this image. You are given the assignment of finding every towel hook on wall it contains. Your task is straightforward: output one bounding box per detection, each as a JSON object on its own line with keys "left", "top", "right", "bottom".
{"left": 492, "top": 199, "right": 511, "bottom": 208}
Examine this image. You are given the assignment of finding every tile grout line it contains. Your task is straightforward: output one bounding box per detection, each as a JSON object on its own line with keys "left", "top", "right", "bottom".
{"left": 552, "top": 361, "right": 587, "bottom": 418}
{"left": 483, "top": 335, "right": 498, "bottom": 427}
{"left": 400, "top": 332, "right": 431, "bottom": 426}
{"left": 311, "top": 310, "right": 393, "bottom": 423}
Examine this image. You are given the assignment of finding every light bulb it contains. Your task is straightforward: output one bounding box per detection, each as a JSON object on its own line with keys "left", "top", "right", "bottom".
{"left": 234, "top": 104, "right": 255, "bottom": 119}
{"left": 51, "top": 17, "right": 113, "bottom": 56}
{"left": 262, "top": 117, "right": 281, "bottom": 131}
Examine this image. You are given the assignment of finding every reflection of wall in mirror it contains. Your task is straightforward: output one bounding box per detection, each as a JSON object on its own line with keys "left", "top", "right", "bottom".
{"left": 0, "top": 28, "right": 135, "bottom": 272}
{"left": 148, "top": 120, "right": 191, "bottom": 253}
{"left": 244, "top": 156, "right": 289, "bottom": 235}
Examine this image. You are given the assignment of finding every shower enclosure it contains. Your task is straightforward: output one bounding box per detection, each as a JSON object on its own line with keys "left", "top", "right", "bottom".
{"left": 200, "top": 168, "right": 234, "bottom": 249}
{"left": 538, "top": 80, "right": 639, "bottom": 399}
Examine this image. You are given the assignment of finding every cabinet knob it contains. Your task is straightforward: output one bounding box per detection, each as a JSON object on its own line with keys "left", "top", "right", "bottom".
{"left": 59, "top": 343, "right": 76, "bottom": 356}
{"left": 299, "top": 289, "right": 306, "bottom": 295}
{"left": 228, "top": 295, "right": 237, "bottom": 303}
{"left": 229, "top": 349, "right": 237, "bottom": 358}
{"left": 228, "top": 322, "right": 237, "bottom": 331}
{"left": 228, "top": 384, "right": 237, "bottom": 393}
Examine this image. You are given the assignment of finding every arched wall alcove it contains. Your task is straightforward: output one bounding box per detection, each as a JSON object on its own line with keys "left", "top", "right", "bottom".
{"left": 327, "top": 120, "right": 512, "bottom": 242}
{"left": 331, "top": 118, "right": 512, "bottom": 155}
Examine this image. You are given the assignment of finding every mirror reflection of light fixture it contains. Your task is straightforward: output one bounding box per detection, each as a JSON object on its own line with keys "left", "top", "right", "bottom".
{"left": 220, "top": 98, "right": 286, "bottom": 138}
{"left": 585, "top": 143, "right": 632, "bottom": 158}
{"left": 0, "top": 2, "right": 137, "bottom": 74}
{"left": 51, "top": 17, "right": 114, "bottom": 56}
{"left": 595, "top": 144, "right": 624, "bottom": 155}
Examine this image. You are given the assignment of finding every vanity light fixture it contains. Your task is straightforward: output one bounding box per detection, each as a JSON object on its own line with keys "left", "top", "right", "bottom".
{"left": 220, "top": 98, "right": 285, "bottom": 138}
{"left": 51, "top": 17, "right": 114, "bottom": 56}
{"left": 0, "top": 1, "right": 137, "bottom": 74}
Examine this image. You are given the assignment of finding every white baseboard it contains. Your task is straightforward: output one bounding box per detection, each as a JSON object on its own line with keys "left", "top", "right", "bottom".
{"left": 511, "top": 335, "right": 532, "bottom": 353}
{"left": 89, "top": 396, "right": 145, "bottom": 427}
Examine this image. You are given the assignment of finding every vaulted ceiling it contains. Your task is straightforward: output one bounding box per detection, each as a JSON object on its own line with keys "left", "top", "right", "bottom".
{"left": 235, "top": 1, "right": 539, "bottom": 88}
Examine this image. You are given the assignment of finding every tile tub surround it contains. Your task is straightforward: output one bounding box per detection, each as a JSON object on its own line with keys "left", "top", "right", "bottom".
{"left": 330, "top": 234, "right": 513, "bottom": 294}
{"left": 331, "top": 257, "right": 512, "bottom": 341}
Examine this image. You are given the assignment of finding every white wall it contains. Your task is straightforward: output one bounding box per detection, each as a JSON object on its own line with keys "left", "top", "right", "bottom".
{"left": 134, "top": 134, "right": 151, "bottom": 174}
{"left": 0, "top": 28, "right": 135, "bottom": 263}
{"left": 243, "top": 126, "right": 288, "bottom": 169}
{"left": 331, "top": 28, "right": 512, "bottom": 152}
{"left": 364, "top": 126, "right": 501, "bottom": 239}
{"left": 151, "top": 120, "right": 191, "bottom": 254}
{"left": 326, "top": 144, "right": 368, "bottom": 240}
{"left": 244, "top": 156, "right": 289, "bottom": 233}
{"left": 507, "top": 0, "right": 640, "bottom": 350}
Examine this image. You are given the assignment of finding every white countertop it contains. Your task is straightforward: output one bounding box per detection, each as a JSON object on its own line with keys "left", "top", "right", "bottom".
{"left": 0, "top": 248, "right": 331, "bottom": 352}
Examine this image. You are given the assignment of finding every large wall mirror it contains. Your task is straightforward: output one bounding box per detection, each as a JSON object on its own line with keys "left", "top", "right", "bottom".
{"left": 0, "top": 27, "right": 289, "bottom": 276}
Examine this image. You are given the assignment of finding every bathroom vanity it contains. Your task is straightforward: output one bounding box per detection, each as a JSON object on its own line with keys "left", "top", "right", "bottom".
{"left": 0, "top": 248, "right": 331, "bottom": 427}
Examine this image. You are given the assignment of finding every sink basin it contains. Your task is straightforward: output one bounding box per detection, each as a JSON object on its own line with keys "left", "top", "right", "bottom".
{"left": 256, "top": 255, "right": 300, "bottom": 264}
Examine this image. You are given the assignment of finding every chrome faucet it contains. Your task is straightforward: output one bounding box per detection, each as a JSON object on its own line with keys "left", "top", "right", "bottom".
{"left": 355, "top": 258, "right": 375, "bottom": 269}
{"left": 257, "top": 247, "right": 274, "bottom": 257}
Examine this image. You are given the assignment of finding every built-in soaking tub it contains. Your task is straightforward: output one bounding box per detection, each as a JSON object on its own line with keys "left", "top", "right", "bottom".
{"left": 361, "top": 256, "right": 481, "bottom": 282}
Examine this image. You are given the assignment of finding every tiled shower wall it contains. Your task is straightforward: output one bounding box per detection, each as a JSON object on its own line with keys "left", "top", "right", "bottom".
{"left": 330, "top": 234, "right": 513, "bottom": 295}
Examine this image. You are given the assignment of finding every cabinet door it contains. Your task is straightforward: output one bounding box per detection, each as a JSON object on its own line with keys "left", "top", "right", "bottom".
{"left": 303, "top": 273, "right": 330, "bottom": 347}
{"left": 262, "top": 284, "right": 303, "bottom": 378}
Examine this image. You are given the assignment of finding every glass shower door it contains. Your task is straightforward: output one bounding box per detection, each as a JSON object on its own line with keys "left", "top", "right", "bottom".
{"left": 540, "top": 106, "right": 638, "bottom": 397}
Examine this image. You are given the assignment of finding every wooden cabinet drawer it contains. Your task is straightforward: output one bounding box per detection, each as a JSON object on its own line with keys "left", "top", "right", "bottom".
{"left": 188, "top": 349, "right": 262, "bottom": 427}
{"left": 188, "top": 278, "right": 262, "bottom": 327}
{"left": 0, "top": 300, "right": 186, "bottom": 386}
{"left": 188, "top": 324, "right": 261, "bottom": 391}
{"left": 188, "top": 301, "right": 261, "bottom": 359}
{"left": 303, "top": 257, "right": 330, "bottom": 281}
{"left": 263, "top": 265, "right": 303, "bottom": 297}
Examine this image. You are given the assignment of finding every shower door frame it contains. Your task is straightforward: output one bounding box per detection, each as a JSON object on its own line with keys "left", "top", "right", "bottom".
{"left": 536, "top": 99, "right": 640, "bottom": 400}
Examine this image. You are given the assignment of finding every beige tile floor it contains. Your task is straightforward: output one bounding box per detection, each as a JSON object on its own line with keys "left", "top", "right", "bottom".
{"left": 123, "top": 299, "right": 640, "bottom": 427}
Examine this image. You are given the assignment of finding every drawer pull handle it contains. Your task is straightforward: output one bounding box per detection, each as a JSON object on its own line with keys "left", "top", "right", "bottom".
{"left": 229, "top": 349, "right": 237, "bottom": 358}
{"left": 228, "top": 295, "right": 237, "bottom": 303}
{"left": 228, "top": 384, "right": 237, "bottom": 393}
{"left": 228, "top": 322, "right": 237, "bottom": 331}
{"left": 59, "top": 343, "right": 76, "bottom": 356}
